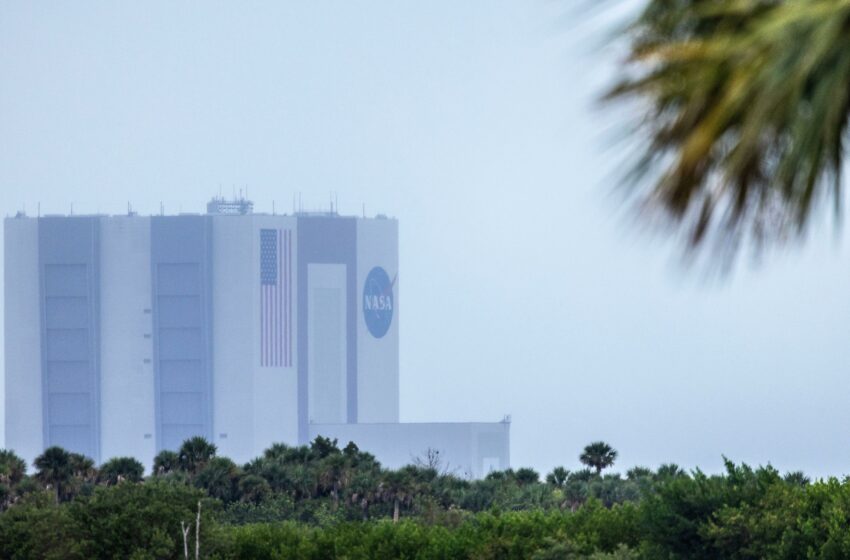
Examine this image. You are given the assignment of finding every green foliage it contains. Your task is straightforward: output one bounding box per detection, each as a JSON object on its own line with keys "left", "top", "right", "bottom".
{"left": 153, "top": 450, "right": 179, "bottom": 476}
{"left": 0, "top": 450, "right": 26, "bottom": 487}
{"left": 222, "top": 508, "right": 641, "bottom": 560}
{"left": 67, "top": 480, "right": 218, "bottom": 560}
{"left": 515, "top": 467, "right": 541, "bottom": 486}
{"left": 220, "top": 494, "right": 296, "bottom": 525}
{"left": 0, "top": 492, "right": 73, "bottom": 560}
{"left": 0, "top": 450, "right": 28, "bottom": 511}
{"left": 178, "top": 436, "right": 218, "bottom": 476}
{"left": 546, "top": 466, "right": 570, "bottom": 488}
{"left": 0, "top": 480, "right": 220, "bottom": 560}
{"left": 98, "top": 456, "right": 145, "bottom": 485}
{"left": 195, "top": 457, "right": 240, "bottom": 503}
{"left": 34, "top": 446, "right": 73, "bottom": 503}
{"left": 237, "top": 474, "right": 272, "bottom": 505}
{"left": 11, "top": 439, "right": 850, "bottom": 559}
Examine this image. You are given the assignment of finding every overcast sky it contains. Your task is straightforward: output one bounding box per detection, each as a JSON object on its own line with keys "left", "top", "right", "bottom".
{"left": 2, "top": 1, "right": 849, "bottom": 478}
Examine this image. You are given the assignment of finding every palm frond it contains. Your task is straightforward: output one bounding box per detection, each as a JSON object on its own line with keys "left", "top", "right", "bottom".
{"left": 607, "top": 0, "right": 850, "bottom": 260}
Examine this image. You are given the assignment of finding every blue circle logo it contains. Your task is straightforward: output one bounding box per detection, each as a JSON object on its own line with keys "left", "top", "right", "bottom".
{"left": 363, "top": 266, "right": 394, "bottom": 338}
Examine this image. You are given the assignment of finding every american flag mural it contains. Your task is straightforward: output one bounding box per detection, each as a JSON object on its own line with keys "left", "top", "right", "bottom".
{"left": 260, "top": 229, "right": 292, "bottom": 367}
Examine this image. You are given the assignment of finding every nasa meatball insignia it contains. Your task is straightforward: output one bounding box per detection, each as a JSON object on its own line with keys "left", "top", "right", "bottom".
{"left": 363, "top": 266, "right": 394, "bottom": 338}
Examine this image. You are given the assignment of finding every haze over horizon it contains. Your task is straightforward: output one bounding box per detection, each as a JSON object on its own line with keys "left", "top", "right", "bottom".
{"left": 2, "top": 1, "right": 849, "bottom": 478}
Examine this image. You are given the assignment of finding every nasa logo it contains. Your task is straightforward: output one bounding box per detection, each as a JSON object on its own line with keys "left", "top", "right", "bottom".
{"left": 363, "top": 266, "right": 394, "bottom": 338}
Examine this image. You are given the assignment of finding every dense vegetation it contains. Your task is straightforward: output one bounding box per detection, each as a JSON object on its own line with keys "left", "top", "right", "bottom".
{"left": 1, "top": 438, "right": 848, "bottom": 558}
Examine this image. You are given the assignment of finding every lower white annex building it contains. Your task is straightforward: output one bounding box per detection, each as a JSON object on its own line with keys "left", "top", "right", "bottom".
{"left": 4, "top": 198, "right": 509, "bottom": 477}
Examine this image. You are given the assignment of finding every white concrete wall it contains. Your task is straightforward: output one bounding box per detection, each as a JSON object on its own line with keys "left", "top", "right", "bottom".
{"left": 99, "top": 217, "right": 155, "bottom": 464}
{"left": 212, "top": 215, "right": 256, "bottom": 463}
{"left": 4, "top": 218, "right": 42, "bottom": 465}
{"left": 251, "top": 216, "right": 298, "bottom": 454}
{"left": 309, "top": 421, "right": 510, "bottom": 479}
{"left": 212, "top": 215, "right": 299, "bottom": 463}
{"left": 356, "top": 218, "right": 399, "bottom": 423}
{"left": 308, "top": 263, "right": 347, "bottom": 424}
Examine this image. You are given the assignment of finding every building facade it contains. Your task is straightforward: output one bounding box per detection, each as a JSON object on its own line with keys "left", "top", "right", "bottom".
{"left": 5, "top": 201, "right": 509, "bottom": 477}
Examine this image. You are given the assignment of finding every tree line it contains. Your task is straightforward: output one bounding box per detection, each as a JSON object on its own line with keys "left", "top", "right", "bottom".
{"left": 1, "top": 438, "right": 632, "bottom": 521}
{"left": 2, "top": 438, "right": 849, "bottom": 558}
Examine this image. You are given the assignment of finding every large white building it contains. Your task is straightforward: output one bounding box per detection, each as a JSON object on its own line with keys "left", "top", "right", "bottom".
{"left": 4, "top": 199, "right": 509, "bottom": 477}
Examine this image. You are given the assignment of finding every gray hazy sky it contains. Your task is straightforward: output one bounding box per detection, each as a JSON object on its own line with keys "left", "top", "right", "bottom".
{"left": 2, "top": 1, "right": 849, "bottom": 478}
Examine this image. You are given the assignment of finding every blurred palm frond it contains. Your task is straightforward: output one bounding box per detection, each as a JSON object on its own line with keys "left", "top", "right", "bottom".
{"left": 606, "top": 0, "right": 850, "bottom": 259}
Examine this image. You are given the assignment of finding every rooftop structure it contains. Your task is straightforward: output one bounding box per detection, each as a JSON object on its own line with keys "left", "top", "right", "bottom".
{"left": 206, "top": 196, "right": 254, "bottom": 215}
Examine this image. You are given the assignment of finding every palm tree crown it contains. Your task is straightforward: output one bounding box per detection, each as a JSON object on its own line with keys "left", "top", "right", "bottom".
{"left": 153, "top": 450, "right": 179, "bottom": 476}
{"left": 178, "top": 436, "right": 217, "bottom": 476}
{"left": 0, "top": 450, "right": 26, "bottom": 487}
{"left": 34, "top": 446, "right": 72, "bottom": 502}
{"left": 579, "top": 441, "right": 618, "bottom": 475}
{"left": 607, "top": 1, "right": 850, "bottom": 261}
{"left": 98, "top": 457, "right": 144, "bottom": 485}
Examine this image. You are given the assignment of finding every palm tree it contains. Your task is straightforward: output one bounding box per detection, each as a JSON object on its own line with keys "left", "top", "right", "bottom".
{"left": 380, "top": 467, "right": 419, "bottom": 523}
{"left": 546, "top": 466, "right": 570, "bottom": 488}
{"left": 0, "top": 450, "right": 27, "bottom": 511}
{"left": 513, "top": 467, "right": 540, "bottom": 486}
{"left": 563, "top": 479, "right": 589, "bottom": 512}
{"left": 579, "top": 441, "right": 617, "bottom": 475}
{"left": 655, "top": 463, "right": 685, "bottom": 481}
{"left": 63, "top": 453, "right": 98, "bottom": 500}
{"left": 238, "top": 474, "right": 271, "bottom": 504}
{"left": 152, "top": 450, "right": 179, "bottom": 476}
{"left": 98, "top": 457, "right": 144, "bottom": 485}
{"left": 69, "top": 453, "right": 97, "bottom": 483}
{"left": 347, "top": 467, "right": 381, "bottom": 521}
{"left": 290, "top": 463, "right": 318, "bottom": 501}
{"left": 194, "top": 457, "right": 240, "bottom": 502}
{"left": 262, "top": 443, "right": 292, "bottom": 461}
{"left": 625, "top": 466, "right": 652, "bottom": 481}
{"left": 310, "top": 436, "right": 340, "bottom": 459}
{"left": 319, "top": 453, "right": 351, "bottom": 511}
{"left": 784, "top": 471, "right": 811, "bottom": 487}
{"left": 178, "top": 437, "right": 217, "bottom": 477}
{"left": 0, "top": 450, "right": 26, "bottom": 487}
{"left": 34, "top": 446, "right": 72, "bottom": 503}
{"left": 607, "top": 1, "right": 850, "bottom": 261}
{"left": 569, "top": 468, "right": 595, "bottom": 483}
